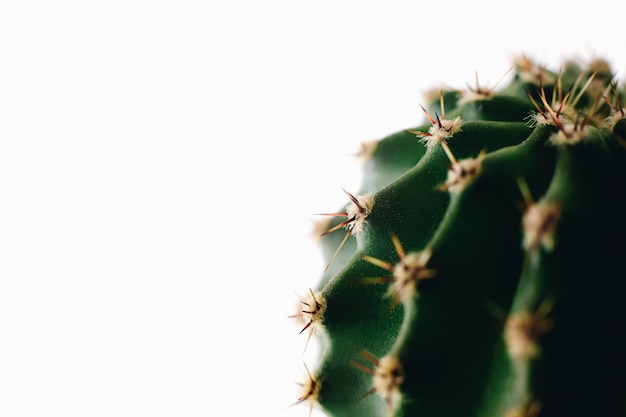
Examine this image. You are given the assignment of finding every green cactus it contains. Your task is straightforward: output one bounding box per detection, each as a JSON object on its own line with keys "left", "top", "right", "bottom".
{"left": 290, "top": 54, "right": 626, "bottom": 417}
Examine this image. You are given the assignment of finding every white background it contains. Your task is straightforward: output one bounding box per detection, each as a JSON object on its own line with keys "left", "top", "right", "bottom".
{"left": 1, "top": 1, "right": 624, "bottom": 417}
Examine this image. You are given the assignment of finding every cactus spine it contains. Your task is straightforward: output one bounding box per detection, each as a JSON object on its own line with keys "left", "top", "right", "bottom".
{"left": 290, "top": 55, "right": 626, "bottom": 417}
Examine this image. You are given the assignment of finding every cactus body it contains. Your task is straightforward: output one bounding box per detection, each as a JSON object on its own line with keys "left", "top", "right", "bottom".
{"left": 292, "top": 56, "right": 626, "bottom": 417}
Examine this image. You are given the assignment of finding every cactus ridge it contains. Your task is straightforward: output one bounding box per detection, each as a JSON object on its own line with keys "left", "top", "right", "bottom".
{"left": 291, "top": 55, "right": 626, "bottom": 417}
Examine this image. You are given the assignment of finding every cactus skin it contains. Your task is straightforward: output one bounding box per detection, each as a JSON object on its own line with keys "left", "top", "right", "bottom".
{"left": 293, "top": 55, "right": 626, "bottom": 417}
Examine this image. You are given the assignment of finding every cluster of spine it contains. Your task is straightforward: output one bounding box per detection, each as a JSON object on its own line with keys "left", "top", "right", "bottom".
{"left": 290, "top": 55, "right": 626, "bottom": 417}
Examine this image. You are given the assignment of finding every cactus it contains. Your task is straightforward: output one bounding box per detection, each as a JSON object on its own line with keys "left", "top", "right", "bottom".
{"left": 290, "top": 54, "right": 626, "bottom": 417}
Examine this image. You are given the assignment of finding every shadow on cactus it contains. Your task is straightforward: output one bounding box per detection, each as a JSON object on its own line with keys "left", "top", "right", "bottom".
{"left": 290, "top": 54, "right": 626, "bottom": 417}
